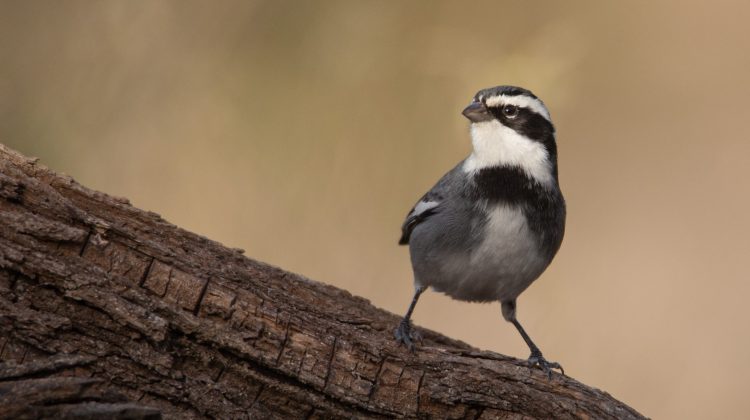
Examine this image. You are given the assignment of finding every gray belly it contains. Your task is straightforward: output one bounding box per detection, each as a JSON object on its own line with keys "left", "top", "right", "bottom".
{"left": 410, "top": 204, "right": 549, "bottom": 303}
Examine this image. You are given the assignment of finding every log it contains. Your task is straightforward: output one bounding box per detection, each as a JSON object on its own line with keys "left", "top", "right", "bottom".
{"left": 0, "top": 143, "right": 646, "bottom": 419}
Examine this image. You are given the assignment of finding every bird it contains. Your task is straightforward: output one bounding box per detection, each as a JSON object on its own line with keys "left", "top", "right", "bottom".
{"left": 395, "top": 85, "right": 566, "bottom": 377}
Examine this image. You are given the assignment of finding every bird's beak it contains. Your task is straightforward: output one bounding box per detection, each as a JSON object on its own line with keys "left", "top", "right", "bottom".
{"left": 462, "top": 100, "right": 492, "bottom": 123}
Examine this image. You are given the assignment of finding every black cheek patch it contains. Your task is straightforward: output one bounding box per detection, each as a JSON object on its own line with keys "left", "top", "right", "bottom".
{"left": 500, "top": 110, "right": 554, "bottom": 140}
{"left": 485, "top": 108, "right": 560, "bottom": 181}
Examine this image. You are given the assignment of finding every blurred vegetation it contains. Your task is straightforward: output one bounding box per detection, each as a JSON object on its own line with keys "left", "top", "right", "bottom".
{"left": 2, "top": 1, "right": 749, "bottom": 418}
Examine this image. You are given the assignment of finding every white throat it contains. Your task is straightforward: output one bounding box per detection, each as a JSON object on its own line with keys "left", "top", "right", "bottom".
{"left": 462, "top": 120, "right": 554, "bottom": 185}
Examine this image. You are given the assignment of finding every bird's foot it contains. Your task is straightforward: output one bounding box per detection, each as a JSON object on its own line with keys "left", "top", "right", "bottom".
{"left": 527, "top": 352, "right": 564, "bottom": 379}
{"left": 394, "top": 319, "right": 421, "bottom": 351}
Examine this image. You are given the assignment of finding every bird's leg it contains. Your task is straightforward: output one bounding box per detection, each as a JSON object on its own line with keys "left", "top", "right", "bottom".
{"left": 394, "top": 285, "right": 426, "bottom": 351}
{"left": 511, "top": 318, "right": 564, "bottom": 378}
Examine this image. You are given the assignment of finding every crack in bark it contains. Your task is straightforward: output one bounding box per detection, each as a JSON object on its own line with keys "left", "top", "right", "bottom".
{"left": 247, "top": 384, "right": 265, "bottom": 411}
{"left": 78, "top": 230, "right": 92, "bottom": 257}
{"left": 472, "top": 407, "right": 486, "bottom": 420}
{"left": 0, "top": 338, "right": 8, "bottom": 359}
{"left": 275, "top": 319, "right": 292, "bottom": 366}
{"left": 192, "top": 277, "right": 211, "bottom": 316}
{"left": 415, "top": 370, "right": 425, "bottom": 416}
{"left": 138, "top": 258, "right": 154, "bottom": 288}
{"left": 367, "top": 356, "right": 388, "bottom": 402}
{"left": 212, "top": 365, "right": 226, "bottom": 383}
{"left": 303, "top": 406, "right": 317, "bottom": 420}
{"left": 323, "top": 336, "right": 338, "bottom": 391}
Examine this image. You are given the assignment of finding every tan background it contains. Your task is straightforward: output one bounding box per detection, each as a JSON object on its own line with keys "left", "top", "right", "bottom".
{"left": 2, "top": 1, "right": 749, "bottom": 418}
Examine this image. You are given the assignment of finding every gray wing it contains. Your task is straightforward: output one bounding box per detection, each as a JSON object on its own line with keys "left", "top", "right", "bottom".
{"left": 399, "top": 162, "right": 467, "bottom": 245}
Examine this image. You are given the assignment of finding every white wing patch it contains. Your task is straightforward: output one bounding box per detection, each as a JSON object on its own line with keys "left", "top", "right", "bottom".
{"left": 463, "top": 121, "right": 553, "bottom": 185}
{"left": 400, "top": 199, "right": 441, "bottom": 244}
{"left": 484, "top": 94, "right": 551, "bottom": 121}
{"left": 411, "top": 200, "right": 440, "bottom": 217}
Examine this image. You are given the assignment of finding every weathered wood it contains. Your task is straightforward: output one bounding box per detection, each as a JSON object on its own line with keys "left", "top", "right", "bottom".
{"left": 0, "top": 143, "right": 646, "bottom": 419}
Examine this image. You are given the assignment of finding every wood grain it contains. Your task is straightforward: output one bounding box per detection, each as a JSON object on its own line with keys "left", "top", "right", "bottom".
{"left": 0, "top": 143, "right": 645, "bottom": 419}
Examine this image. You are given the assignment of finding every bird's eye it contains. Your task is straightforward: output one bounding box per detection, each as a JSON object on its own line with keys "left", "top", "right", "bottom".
{"left": 502, "top": 105, "right": 519, "bottom": 118}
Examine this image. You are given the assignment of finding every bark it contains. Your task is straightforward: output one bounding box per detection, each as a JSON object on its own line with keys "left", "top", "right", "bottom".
{"left": 0, "top": 143, "right": 645, "bottom": 419}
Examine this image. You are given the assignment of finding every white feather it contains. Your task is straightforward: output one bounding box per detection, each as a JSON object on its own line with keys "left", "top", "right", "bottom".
{"left": 484, "top": 94, "right": 551, "bottom": 121}
{"left": 412, "top": 200, "right": 439, "bottom": 217}
{"left": 462, "top": 121, "right": 553, "bottom": 185}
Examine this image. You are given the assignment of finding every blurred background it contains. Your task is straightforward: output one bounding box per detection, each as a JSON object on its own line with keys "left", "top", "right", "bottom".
{"left": 2, "top": 1, "right": 749, "bottom": 418}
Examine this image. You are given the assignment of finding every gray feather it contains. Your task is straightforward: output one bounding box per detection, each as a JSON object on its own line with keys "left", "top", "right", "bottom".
{"left": 399, "top": 162, "right": 465, "bottom": 245}
{"left": 402, "top": 161, "right": 561, "bottom": 303}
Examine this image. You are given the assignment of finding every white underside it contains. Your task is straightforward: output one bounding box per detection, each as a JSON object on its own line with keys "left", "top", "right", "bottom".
{"left": 427, "top": 204, "right": 546, "bottom": 302}
{"left": 463, "top": 121, "right": 553, "bottom": 186}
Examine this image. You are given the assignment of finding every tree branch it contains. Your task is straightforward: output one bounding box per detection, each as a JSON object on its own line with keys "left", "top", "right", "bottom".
{"left": 0, "top": 143, "right": 645, "bottom": 419}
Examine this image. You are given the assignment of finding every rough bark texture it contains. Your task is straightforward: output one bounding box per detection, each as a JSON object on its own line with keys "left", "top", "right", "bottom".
{"left": 0, "top": 143, "right": 645, "bottom": 419}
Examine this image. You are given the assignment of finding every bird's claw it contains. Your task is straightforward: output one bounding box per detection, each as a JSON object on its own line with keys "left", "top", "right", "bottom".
{"left": 394, "top": 319, "right": 421, "bottom": 352}
{"left": 527, "top": 353, "right": 564, "bottom": 379}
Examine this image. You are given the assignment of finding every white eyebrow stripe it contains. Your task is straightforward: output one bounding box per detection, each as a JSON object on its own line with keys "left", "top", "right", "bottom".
{"left": 484, "top": 94, "right": 551, "bottom": 121}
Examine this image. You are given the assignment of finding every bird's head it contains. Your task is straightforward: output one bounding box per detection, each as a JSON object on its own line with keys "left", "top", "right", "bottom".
{"left": 462, "top": 86, "right": 558, "bottom": 185}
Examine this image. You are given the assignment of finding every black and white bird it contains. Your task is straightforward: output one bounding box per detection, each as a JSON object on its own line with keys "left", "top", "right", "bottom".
{"left": 395, "top": 85, "right": 565, "bottom": 376}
